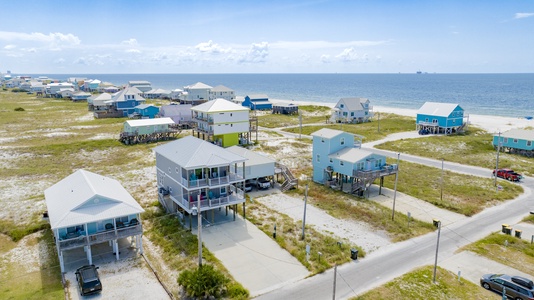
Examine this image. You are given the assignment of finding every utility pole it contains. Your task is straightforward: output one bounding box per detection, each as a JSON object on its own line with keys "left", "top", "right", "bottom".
{"left": 197, "top": 194, "right": 202, "bottom": 267}
{"left": 332, "top": 264, "right": 337, "bottom": 300}
{"left": 392, "top": 153, "right": 400, "bottom": 221}
{"left": 302, "top": 184, "right": 308, "bottom": 240}
{"left": 440, "top": 158, "right": 444, "bottom": 201}
{"left": 433, "top": 220, "right": 441, "bottom": 283}
{"left": 494, "top": 131, "right": 501, "bottom": 187}
{"left": 299, "top": 111, "right": 302, "bottom": 139}
{"left": 377, "top": 112, "right": 380, "bottom": 133}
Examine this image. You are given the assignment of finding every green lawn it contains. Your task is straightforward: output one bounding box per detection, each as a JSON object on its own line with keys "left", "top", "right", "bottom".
{"left": 257, "top": 105, "right": 331, "bottom": 128}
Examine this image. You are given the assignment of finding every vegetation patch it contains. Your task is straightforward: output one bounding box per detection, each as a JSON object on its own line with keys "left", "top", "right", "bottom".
{"left": 353, "top": 265, "right": 492, "bottom": 299}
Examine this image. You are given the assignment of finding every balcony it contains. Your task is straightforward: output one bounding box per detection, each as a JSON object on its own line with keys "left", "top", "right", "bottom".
{"left": 173, "top": 186, "right": 245, "bottom": 212}
{"left": 353, "top": 164, "right": 398, "bottom": 179}
{"left": 57, "top": 223, "right": 143, "bottom": 251}
{"left": 181, "top": 172, "right": 243, "bottom": 188}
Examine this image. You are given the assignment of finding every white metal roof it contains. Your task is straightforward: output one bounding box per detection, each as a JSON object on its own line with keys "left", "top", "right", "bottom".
{"left": 226, "top": 146, "right": 275, "bottom": 166}
{"left": 501, "top": 129, "right": 534, "bottom": 140}
{"left": 328, "top": 147, "right": 374, "bottom": 163}
{"left": 186, "top": 82, "right": 212, "bottom": 89}
{"left": 44, "top": 170, "right": 144, "bottom": 229}
{"left": 125, "top": 117, "right": 174, "bottom": 128}
{"left": 191, "top": 98, "right": 249, "bottom": 113}
{"left": 211, "top": 85, "right": 233, "bottom": 92}
{"left": 154, "top": 136, "right": 247, "bottom": 169}
{"left": 337, "top": 98, "right": 369, "bottom": 111}
{"left": 417, "top": 102, "right": 462, "bottom": 117}
{"left": 310, "top": 128, "right": 345, "bottom": 139}
{"left": 246, "top": 94, "right": 269, "bottom": 99}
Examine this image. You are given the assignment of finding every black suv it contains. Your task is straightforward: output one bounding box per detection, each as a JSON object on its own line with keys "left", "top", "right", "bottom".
{"left": 75, "top": 265, "right": 102, "bottom": 296}
{"left": 480, "top": 273, "right": 534, "bottom": 300}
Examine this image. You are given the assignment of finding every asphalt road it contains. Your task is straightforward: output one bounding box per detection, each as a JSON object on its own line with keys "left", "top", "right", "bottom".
{"left": 256, "top": 144, "right": 534, "bottom": 300}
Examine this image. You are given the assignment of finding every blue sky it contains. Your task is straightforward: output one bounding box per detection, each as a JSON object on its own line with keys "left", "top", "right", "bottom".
{"left": 1, "top": 0, "right": 533, "bottom": 74}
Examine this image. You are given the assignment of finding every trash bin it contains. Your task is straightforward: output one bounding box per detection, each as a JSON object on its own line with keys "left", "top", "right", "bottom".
{"left": 502, "top": 224, "right": 509, "bottom": 233}
{"left": 515, "top": 229, "right": 522, "bottom": 239}
{"left": 433, "top": 219, "right": 440, "bottom": 227}
{"left": 350, "top": 248, "right": 358, "bottom": 260}
{"left": 505, "top": 226, "right": 512, "bottom": 235}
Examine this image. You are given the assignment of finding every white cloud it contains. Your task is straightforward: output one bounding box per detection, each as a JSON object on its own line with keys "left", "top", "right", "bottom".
{"left": 22, "top": 47, "right": 36, "bottom": 53}
{"left": 0, "top": 31, "right": 80, "bottom": 45}
{"left": 54, "top": 58, "right": 65, "bottom": 64}
{"left": 320, "top": 54, "right": 331, "bottom": 63}
{"left": 195, "top": 40, "right": 230, "bottom": 53}
{"left": 515, "top": 13, "right": 534, "bottom": 19}
{"left": 271, "top": 40, "right": 388, "bottom": 50}
{"left": 335, "top": 48, "right": 370, "bottom": 63}
{"left": 74, "top": 57, "right": 88, "bottom": 65}
{"left": 126, "top": 49, "right": 141, "bottom": 54}
{"left": 4, "top": 44, "right": 16, "bottom": 50}
{"left": 151, "top": 53, "right": 168, "bottom": 61}
{"left": 121, "top": 38, "right": 138, "bottom": 46}
{"left": 238, "top": 42, "right": 269, "bottom": 63}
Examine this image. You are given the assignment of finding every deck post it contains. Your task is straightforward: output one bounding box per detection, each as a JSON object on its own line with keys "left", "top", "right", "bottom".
{"left": 138, "top": 235, "right": 143, "bottom": 254}
{"left": 86, "top": 245, "right": 92, "bottom": 265}
{"left": 114, "top": 240, "right": 119, "bottom": 260}
{"left": 59, "top": 251, "right": 65, "bottom": 273}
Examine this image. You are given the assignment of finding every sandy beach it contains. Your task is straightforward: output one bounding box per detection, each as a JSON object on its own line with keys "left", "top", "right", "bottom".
{"left": 270, "top": 98, "right": 534, "bottom": 134}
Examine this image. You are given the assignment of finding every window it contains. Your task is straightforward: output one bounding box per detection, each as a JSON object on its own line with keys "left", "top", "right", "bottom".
{"left": 340, "top": 104, "right": 344, "bottom": 108}
{"left": 169, "top": 187, "right": 173, "bottom": 193}
{"left": 341, "top": 137, "right": 345, "bottom": 145}
{"left": 340, "top": 161, "right": 344, "bottom": 166}
{"left": 168, "top": 167, "right": 172, "bottom": 173}
{"left": 175, "top": 167, "right": 179, "bottom": 173}
{"left": 329, "top": 158, "right": 333, "bottom": 163}
{"left": 316, "top": 155, "right": 320, "bottom": 162}
{"left": 527, "top": 141, "right": 532, "bottom": 147}
{"left": 425, "top": 118, "right": 429, "bottom": 122}
{"left": 321, "top": 138, "right": 325, "bottom": 143}
{"left": 504, "top": 138, "right": 508, "bottom": 143}
{"left": 513, "top": 139, "right": 518, "bottom": 143}
{"left": 432, "top": 119, "right": 438, "bottom": 124}
{"left": 350, "top": 112, "right": 354, "bottom": 117}
{"left": 230, "top": 113, "right": 233, "bottom": 116}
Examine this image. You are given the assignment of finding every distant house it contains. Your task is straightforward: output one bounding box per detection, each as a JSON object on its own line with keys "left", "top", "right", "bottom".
{"left": 416, "top": 102, "right": 467, "bottom": 135}
{"left": 111, "top": 87, "right": 146, "bottom": 117}
{"left": 181, "top": 82, "right": 212, "bottom": 105}
{"left": 330, "top": 98, "right": 373, "bottom": 123}
{"left": 103, "top": 86, "right": 120, "bottom": 93}
{"left": 132, "top": 104, "right": 159, "bottom": 119}
{"left": 153, "top": 136, "right": 247, "bottom": 218}
{"left": 242, "top": 94, "right": 272, "bottom": 110}
{"left": 272, "top": 103, "right": 299, "bottom": 115}
{"left": 71, "top": 91, "right": 91, "bottom": 102}
{"left": 493, "top": 129, "right": 534, "bottom": 157}
{"left": 209, "top": 85, "right": 235, "bottom": 102}
{"left": 119, "top": 118, "right": 178, "bottom": 144}
{"left": 58, "top": 88, "right": 75, "bottom": 98}
{"left": 170, "top": 89, "right": 184, "bottom": 101}
{"left": 45, "top": 82, "right": 75, "bottom": 97}
{"left": 128, "top": 80, "right": 152, "bottom": 92}
{"left": 85, "top": 79, "right": 101, "bottom": 92}
{"left": 191, "top": 98, "right": 252, "bottom": 147}
{"left": 143, "top": 88, "right": 171, "bottom": 99}
{"left": 30, "top": 81, "right": 45, "bottom": 94}
{"left": 159, "top": 104, "right": 193, "bottom": 124}
{"left": 88, "top": 93, "right": 112, "bottom": 111}
{"left": 311, "top": 128, "right": 397, "bottom": 196}
{"left": 44, "top": 169, "right": 145, "bottom": 272}
{"left": 19, "top": 82, "right": 31, "bottom": 92}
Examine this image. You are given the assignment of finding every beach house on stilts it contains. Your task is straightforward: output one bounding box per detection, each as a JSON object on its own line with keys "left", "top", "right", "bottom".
{"left": 44, "top": 170, "right": 145, "bottom": 273}
{"left": 311, "top": 128, "right": 398, "bottom": 197}
{"left": 416, "top": 102, "right": 468, "bottom": 135}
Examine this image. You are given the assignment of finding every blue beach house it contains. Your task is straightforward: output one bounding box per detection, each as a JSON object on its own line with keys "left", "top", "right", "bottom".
{"left": 112, "top": 86, "right": 146, "bottom": 117}
{"left": 416, "top": 102, "right": 467, "bottom": 135}
{"left": 493, "top": 129, "right": 534, "bottom": 157}
{"left": 311, "top": 128, "right": 398, "bottom": 196}
{"left": 133, "top": 104, "right": 159, "bottom": 119}
{"left": 242, "top": 94, "right": 272, "bottom": 110}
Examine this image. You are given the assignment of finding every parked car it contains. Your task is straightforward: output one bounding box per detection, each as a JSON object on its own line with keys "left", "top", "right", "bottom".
{"left": 75, "top": 265, "right": 102, "bottom": 296}
{"left": 480, "top": 273, "right": 534, "bottom": 300}
{"left": 493, "top": 168, "right": 523, "bottom": 182}
{"left": 253, "top": 177, "right": 271, "bottom": 190}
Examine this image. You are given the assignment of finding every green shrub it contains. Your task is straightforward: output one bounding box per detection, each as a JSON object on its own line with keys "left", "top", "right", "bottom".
{"left": 14, "top": 107, "right": 25, "bottom": 111}
{"left": 178, "top": 264, "right": 230, "bottom": 298}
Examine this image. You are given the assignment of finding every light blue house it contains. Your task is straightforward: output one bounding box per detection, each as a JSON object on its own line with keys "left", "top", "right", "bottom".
{"left": 493, "top": 129, "right": 534, "bottom": 157}
{"left": 242, "top": 94, "right": 272, "bottom": 110}
{"left": 311, "top": 128, "right": 398, "bottom": 196}
{"left": 133, "top": 104, "right": 159, "bottom": 119}
{"left": 416, "top": 102, "right": 467, "bottom": 134}
{"left": 44, "top": 169, "right": 145, "bottom": 272}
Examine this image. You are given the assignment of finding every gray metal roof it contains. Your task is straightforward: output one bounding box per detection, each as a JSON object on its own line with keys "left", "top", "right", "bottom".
{"left": 211, "top": 85, "right": 233, "bottom": 92}
{"left": 337, "top": 98, "right": 369, "bottom": 111}
{"left": 226, "top": 146, "right": 275, "bottom": 166}
{"left": 160, "top": 104, "right": 192, "bottom": 116}
{"left": 501, "top": 129, "right": 534, "bottom": 140}
{"left": 186, "top": 82, "right": 213, "bottom": 89}
{"left": 310, "top": 128, "right": 345, "bottom": 139}
{"left": 328, "top": 147, "right": 374, "bottom": 163}
{"left": 44, "top": 170, "right": 144, "bottom": 229}
{"left": 154, "top": 136, "right": 247, "bottom": 169}
{"left": 191, "top": 98, "right": 249, "bottom": 112}
{"left": 246, "top": 94, "right": 269, "bottom": 99}
{"left": 417, "top": 102, "right": 462, "bottom": 117}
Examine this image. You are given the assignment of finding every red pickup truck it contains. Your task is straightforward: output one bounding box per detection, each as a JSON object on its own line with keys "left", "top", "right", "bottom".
{"left": 493, "top": 169, "right": 522, "bottom": 182}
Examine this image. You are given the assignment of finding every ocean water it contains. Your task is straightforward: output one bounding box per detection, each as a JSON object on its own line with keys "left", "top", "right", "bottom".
{"left": 32, "top": 73, "right": 534, "bottom": 118}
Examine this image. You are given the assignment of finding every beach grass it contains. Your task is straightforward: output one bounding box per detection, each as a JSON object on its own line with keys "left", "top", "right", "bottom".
{"left": 283, "top": 113, "right": 416, "bottom": 142}
{"left": 379, "top": 158, "right": 523, "bottom": 216}
{"left": 353, "top": 265, "right": 492, "bottom": 300}
{"left": 243, "top": 199, "right": 363, "bottom": 275}
{"left": 462, "top": 232, "right": 534, "bottom": 275}
{"left": 375, "top": 127, "right": 534, "bottom": 176}
{"left": 257, "top": 105, "right": 330, "bottom": 128}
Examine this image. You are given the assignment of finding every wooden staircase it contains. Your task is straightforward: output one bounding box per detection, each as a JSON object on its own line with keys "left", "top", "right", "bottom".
{"left": 276, "top": 163, "right": 298, "bottom": 192}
